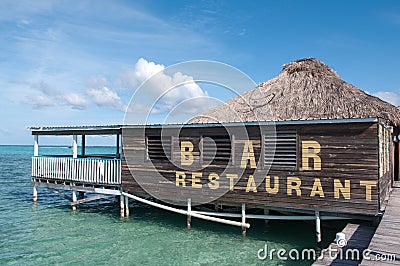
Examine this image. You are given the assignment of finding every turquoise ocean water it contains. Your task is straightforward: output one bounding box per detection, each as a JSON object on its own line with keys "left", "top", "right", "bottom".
{"left": 0, "top": 145, "right": 344, "bottom": 265}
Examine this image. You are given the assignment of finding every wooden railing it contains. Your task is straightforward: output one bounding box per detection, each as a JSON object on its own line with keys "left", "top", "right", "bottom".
{"left": 32, "top": 156, "right": 121, "bottom": 185}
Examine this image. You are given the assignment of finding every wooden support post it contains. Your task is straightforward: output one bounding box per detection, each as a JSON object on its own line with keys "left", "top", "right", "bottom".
{"left": 72, "top": 135, "right": 78, "bottom": 159}
{"left": 315, "top": 210, "right": 322, "bottom": 248}
{"left": 120, "top": 195, "right": 125, "bottom": 217}
{"left": 34, "top": 135, "right": 39, "bottom": 156}
{"left": 263, "top": 208, "right": 269, "bottom": 225}
{"left": 72, "top": 191, "right": 77, "bottom": 211}
{"left": 242, "top": 203, "right": 246, "bottom": 237}
{"left": 116, "top": 134, "right": 120, "bottom": 159}
{"left": 81, "top": 135, "right": 86, "bottom": 157}
{"left": 187, "top": 198, "right": 192, "bottom": 230}
{"left": 124, "top": 196, "right": 129, "bottom": 217}
{"left": 33, "top": 184, "right": 38, "bottom": 203}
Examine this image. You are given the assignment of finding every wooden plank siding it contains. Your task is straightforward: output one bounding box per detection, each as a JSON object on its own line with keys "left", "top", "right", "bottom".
{"left": 378, "top": 124, "right": 394, "bottom": 210}
{"left": 121, "top": 121, "right": 386, "bottom": 216}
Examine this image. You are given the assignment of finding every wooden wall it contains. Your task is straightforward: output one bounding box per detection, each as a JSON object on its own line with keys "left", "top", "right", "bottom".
{"left": 378, "top": 124, "right": 394, "bottom": 210}
{"left": 122, "top": 122, "right": 384, "bottom": 216}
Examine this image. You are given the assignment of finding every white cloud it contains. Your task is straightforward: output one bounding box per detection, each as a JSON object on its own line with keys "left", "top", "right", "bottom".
{"left": 28, "top": 81, "right": 88, "bottom": 110}
{"left": 30, "top": 95, "right": 54, "bottom": 109}
{"left": 62, "top": 93, "right": 88, "bottom": 110}
{"left": 86, "top": 75, "right": 110, "bottom": 89}
{"left": 27, "top": 58, "right": 209, "bottom": 115}
{"left": 86, "top": 86, "right": 125, "bottom": 111}
{"left": 374, "top": 91, "right": 400, "bottom": 107}
{"left": 115, "top": 58, "right": 165, "bottom": 89}
{"left": 149, "top": 72, "right": 209, "bottom": 114}
{"left": 135, "top": 58, "right": 165, "bottom": 84}
{"left": 34, "top": 80, "right": 60, "bottom": 97}
{"left": 16, "top": 19, "right": 30, "bottom": 28}
{"left": 117, "top": 58, "right": 209, "bottom": 114}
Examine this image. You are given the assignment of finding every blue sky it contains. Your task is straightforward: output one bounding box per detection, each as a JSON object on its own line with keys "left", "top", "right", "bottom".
{"left": 1, "top": 0, "right": 400, "bottom": 145}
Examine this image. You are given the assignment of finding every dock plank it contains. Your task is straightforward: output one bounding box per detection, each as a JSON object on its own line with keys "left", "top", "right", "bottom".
{"left": 312, "top": 223, "right": 375, "bottom": 266}
{"left": 361, "top": 187, "right": 400, "bottom": 265}
{"left": 315, "top": 186, "right": 400, "bottom": 265}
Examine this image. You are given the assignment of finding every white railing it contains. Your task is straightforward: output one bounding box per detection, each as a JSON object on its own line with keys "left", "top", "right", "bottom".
{"left": 32, "top": 156, "right": 121, "bottom": 185}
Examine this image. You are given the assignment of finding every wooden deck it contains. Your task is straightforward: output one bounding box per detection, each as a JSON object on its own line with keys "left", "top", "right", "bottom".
{"left": 361, "top": 183, "right": 400, "bottom": 265}
{"left": 314, "top": 183, "right": 400, "bottom": 265}
{"left": 312, "top": 223, "right": 376, "bottom": 266}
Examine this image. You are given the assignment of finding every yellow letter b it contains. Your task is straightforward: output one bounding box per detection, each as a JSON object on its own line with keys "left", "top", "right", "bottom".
{"left": 181, "top": 141, "right": 194, "bottom": 166}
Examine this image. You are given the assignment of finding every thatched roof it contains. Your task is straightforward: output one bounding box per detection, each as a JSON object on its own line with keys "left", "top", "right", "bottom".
{"left": 189, "top": 58, "right": 400, "bottom": 126}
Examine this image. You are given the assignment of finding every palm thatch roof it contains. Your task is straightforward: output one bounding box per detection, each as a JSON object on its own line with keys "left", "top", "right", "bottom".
{"left": 189, "top": 58, "right": 400, "bottom": 126}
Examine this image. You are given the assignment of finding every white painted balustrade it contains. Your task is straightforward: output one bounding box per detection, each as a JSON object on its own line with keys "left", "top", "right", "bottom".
{"left": 31, "top": 156, "right": 121, "bottom": 185}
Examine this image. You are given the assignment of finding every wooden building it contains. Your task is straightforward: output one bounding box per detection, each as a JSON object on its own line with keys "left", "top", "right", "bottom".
{"left": 29, "top": 58, "right": 400, "bottom": 237}
{"left": 121, "top": 118, "right": 396, "bottom": 217}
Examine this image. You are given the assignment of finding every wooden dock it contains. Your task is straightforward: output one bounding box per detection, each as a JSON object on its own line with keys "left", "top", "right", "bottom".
{"left": 361, "top": 183, "right": 400, "bottom": 265}
{"left": 314, "top": 183, "right": 400, "bottom": 265}
{"left": 312, "top": 223, "right": 376, "bottom": 266}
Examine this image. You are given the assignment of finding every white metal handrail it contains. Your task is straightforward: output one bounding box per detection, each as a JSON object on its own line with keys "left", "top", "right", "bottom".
{"left": 31, "top": 156, "right": 121, "bottom": 185}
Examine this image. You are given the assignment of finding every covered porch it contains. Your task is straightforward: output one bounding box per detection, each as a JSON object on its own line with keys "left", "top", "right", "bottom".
{"left": 29, "top": 125, "right": 127, "bottom": 215}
